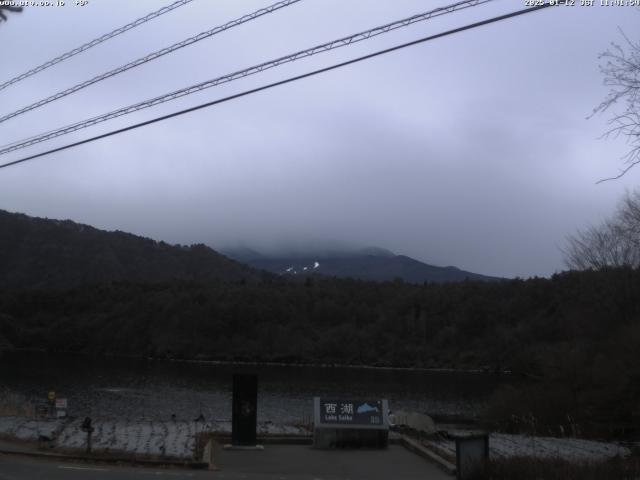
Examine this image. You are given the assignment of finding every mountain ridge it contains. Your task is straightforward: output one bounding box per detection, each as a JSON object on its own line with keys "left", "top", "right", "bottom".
{"left": 222, "top": 246, "right": 501, "bottom": 283}
{"left": 0, "top": 209, "right": 262, "bottom": 289}
{"left": 0, "top": 209, "right": 500, "bottom": 288}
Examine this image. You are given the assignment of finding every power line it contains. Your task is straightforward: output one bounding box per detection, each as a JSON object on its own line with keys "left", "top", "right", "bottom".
{"left": 0, "top": 0, "right": 493, "bottom": 154}
{"left": 0, "top": 3, "right": 556, "bottom": 171}
{"left": 0, "top": 0, "right": 302, "bottom": 125}
{"left": 0, "top": 0, "right": 195, "bottom": 92}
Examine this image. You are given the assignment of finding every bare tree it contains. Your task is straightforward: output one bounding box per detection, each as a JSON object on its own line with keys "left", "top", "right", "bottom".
{"left": 0, "top": 6, "right": 23, "bottom": 23}
{"left": 564, "top": 190, "right": 640, "bottom": 270}
{"left": 618, "top": 189, "right": 640, "bottom": 237}
{"left": 592, "top": 28, "right": 640, "bottom": 183}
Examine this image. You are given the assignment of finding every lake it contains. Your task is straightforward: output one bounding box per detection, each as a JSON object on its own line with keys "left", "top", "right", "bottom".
{"left": 1, "top": 351, "right": 508, "bottom": 424}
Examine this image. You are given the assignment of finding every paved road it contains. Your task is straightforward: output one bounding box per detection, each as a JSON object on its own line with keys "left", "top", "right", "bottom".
{"left": 0, "top": 455, "right": 208, "bottom": 480}
{"left": 1, "top": 445, "right": 453, "bottom": 479}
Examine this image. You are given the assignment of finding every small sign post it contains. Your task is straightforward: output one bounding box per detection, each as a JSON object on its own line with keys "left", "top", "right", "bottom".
{"left": 47, "top": 390, "right": 56, "bottom": 417}
{"left": 55, "top": 398, "right": 67, "bottom": 418}
{"left": 313, "top": 398, "right": 389, "bottom": 448}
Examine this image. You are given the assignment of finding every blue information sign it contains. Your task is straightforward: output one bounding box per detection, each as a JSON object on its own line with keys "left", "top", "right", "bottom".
{"left": 318, "top": 399, "right": 384, "bottom": 426}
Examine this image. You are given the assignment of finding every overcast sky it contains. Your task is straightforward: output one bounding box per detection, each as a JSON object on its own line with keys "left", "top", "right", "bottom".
{"left": 1, "top": 0, "right": 639, "bottom": 278}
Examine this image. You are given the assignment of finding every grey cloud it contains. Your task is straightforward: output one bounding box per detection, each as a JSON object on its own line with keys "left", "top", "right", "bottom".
{"left": 1, "top": 0, "right": 639, "bottom": 278}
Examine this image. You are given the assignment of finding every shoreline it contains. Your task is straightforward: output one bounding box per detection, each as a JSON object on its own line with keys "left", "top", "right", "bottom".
{"left": 2, "top": 348, "right": 512, "bottom": 375}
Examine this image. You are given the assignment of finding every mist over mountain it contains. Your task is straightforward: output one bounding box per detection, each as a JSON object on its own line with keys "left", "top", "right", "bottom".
{"left": 221, "top": 245, "right": 501, "bottom": 283}
{"left": 0, "top": 208, "right": 499, "bottom": 290}
{"left": 0, "top": 210, "right": 261, "bottom": 289}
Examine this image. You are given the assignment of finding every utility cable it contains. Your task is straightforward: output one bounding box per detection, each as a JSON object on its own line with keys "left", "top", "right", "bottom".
{"left": 0, "top": 0, "right": 195, "bottom": 92}
{"left": 0, "top": 0, "right": 302, "bottom": 124}
{"left": 0, "top": 0, "right": 493, "bottom": 153}
{"left": 0, "top": 3, "right": 557, "bottom": 170}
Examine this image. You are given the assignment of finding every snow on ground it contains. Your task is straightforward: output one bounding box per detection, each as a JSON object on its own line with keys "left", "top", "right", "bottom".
{"left": 424, "top": 432, "right": 631, "bottom": 463}
{"left": 0, "top": 416, "right": 309, "bottom": 459}
{"left": 2, "top": 415, "right": 628, "bottom": 463}
{"left": 0, "top": 416, "right": 59, "bottom": 441}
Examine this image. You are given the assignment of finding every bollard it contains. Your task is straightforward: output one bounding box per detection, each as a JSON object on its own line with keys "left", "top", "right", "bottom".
{"left": 455, "top": 434, "right": 489, "bottom": 480}
{"left": 80, "top": 417, "right": 94, "bottom": 454}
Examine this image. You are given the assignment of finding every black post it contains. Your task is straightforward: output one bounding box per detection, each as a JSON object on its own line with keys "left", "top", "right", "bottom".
{"left": 455, "top": 434, "right": 489, "bottom": 480}
{"left": 86, "top": 430, "right": 92, "bottom": 454}
{"left": 231, "top": 374, "right": 257, "bottom": 446}
{"left": 81, "top": 417, "right": 94, "bottom": 454}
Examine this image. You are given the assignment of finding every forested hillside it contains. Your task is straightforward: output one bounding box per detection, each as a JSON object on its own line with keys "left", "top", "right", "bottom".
{"left": 1, "top": 268, "right": 638, "bottom": 433}
{"left": 0, "top": 210, "right": 262, "bottom": 288}
{"left": 2, "top": 209, "right": 639, "bottom": 433}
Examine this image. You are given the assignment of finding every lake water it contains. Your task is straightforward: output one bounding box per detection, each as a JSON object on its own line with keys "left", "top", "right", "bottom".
{"left": 1, "top": 351, "right": 508, "bottom": 424}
